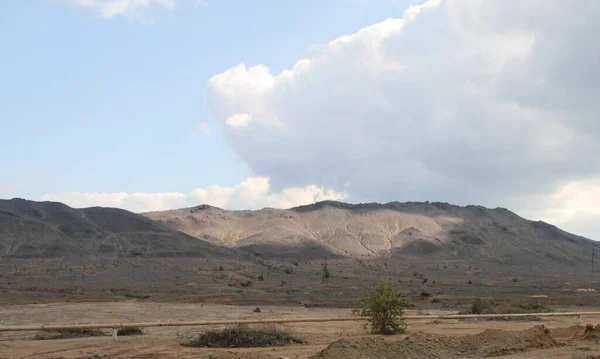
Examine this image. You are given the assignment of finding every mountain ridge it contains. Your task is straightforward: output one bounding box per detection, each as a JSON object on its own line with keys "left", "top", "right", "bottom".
{"left": 0, "top": 198, "right": 235, "bottom": 259}
{"left": 143, "top": 200, "right": 597, "bottom": 273}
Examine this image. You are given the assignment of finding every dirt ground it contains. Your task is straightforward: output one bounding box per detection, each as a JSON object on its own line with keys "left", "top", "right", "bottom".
{"left": 1, "top": 302, "right": 600, "bottom": 358}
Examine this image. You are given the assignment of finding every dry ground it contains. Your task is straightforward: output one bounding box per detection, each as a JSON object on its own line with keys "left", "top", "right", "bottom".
{"left": 1, "top": 302, "right": 600, "bottom": 358}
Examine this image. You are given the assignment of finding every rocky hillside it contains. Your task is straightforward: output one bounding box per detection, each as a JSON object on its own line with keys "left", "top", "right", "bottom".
{"left": 145, "top": 201, "right": 599, "bottom": 271}
{"left": 0, "top": 198, "right": 233, "bottom": 259}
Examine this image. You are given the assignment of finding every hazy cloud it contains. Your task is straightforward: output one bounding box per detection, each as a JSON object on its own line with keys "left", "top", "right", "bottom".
{"left": 206, "top": 0, "right": 600, "bottom": 238}
{"left": 41, "top": 177, "right": 347, "bottom": 212}
{"left": 0, "top": 186, "right": 14, "bottom": 198}
{"left": 72, "top": 0, "right": 175, "bottom": 17}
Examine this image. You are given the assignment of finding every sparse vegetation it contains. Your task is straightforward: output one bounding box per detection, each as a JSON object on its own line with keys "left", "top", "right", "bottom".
{"left": 182, "top": 325, "right": 304, "bottom": 348}
{"left": 322, "top": 259, "right": 330, "bottom": 280}
{"left": 470, "top": 297, "right": 491, "bottom": 314}
{"left": 462, "top": 298, "right": 553, "bottom": 320}
{"left": 353, "top": 281, "right": 412, "bottom": 335}
{"left": 117, "top": 327, "right": 144, "bottom": 336}
{"left": 35, "top": 329, "right": 105, "bottom": 340}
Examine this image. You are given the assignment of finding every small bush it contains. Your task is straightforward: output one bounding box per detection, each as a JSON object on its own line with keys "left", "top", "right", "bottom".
{"left": 117, "top": 327, "right": 144, "bottom": 336}
{"left": 462, "top": 298, "right": 552, "bottom": 321}
{"left": 322, "top": 260, "right": 330, "bottom": 280}
{"left": 182, "top": 325, "right": 304, "bottom": 348}
{"left": 422, "top": 278, "right": 428, "bottom": 284}
{"left": 253, "top": 307, "right": 261, "bottom": 313}
{"left": 512, "top": 278, "right": 518, "bottom": 282}
{"left": 36, "top": 329, "right": 105, "bottom": 340}
{"left": 470, "top": 298, "right": 492, "bottom": 314}
{"left": 467, "top": 280, "right": 473, "bottom": 285}
{"left": 431, "top": 298, "right": 440, "bottom": 304}
{"left": 258, "top": 275, "right": 264, "bottom": 281}
{"left": 420, "top": 291, "right": 431, "bottom": 298}
{"left": 353, "top": 281, "right": 412, "bottom": 335}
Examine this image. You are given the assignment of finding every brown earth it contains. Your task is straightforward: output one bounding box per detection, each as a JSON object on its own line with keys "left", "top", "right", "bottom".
{"left": 2, "top": 302, "right": 600, "bottom": 359}
{"left": 312, "top": 325, "right": 557, "bottom": 358}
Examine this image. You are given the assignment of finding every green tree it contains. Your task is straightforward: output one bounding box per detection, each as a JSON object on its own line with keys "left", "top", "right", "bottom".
{"left": 353, "top": 282, "right": 412, "bottom": 334}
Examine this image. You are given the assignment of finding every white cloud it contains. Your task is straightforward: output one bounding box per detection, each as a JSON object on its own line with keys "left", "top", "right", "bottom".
{"left": 225, "top": 113, "right": 251, "bottom": 129}
{"left": 40, "top": 177, "right": 347, "bottom": 212}
{"left": 206, "top": 0, "right": 600, "bottom": 237}
{"left": 72, "top": 0, "right": 175, "bottom": 17}
{"left": 511, "top": 179, "right": 600, "bottom": 240}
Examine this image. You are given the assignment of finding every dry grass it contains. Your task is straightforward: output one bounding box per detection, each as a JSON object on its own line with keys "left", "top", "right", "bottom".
{"left": 181, "top": 325, "right": 305, "bottom": 348}
{"left": 117, "top": 327, "right": 144, "bottom": 336}
{"left": 35, "top": 329, "right": 106, "bottom": 340}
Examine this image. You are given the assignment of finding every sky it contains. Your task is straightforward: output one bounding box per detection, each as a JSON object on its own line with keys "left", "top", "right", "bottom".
{"left": 1, "top": 0, "right": 600, "bottom": 240}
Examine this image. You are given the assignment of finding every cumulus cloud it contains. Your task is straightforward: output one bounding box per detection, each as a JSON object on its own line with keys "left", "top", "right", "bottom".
{"left": 72, "top": 0, "right": 175, "bottom": 17}
{"left": 40, "top": 177, "right": 347, "bottom": 213}
{"left": 511, "top": 178, "right": 600, "bottom": 239}
{"left": 206, "top": 0, "right": 600, "bottom": 238}
{"left": 226, "top": 113, "right": 251, "bottom": 129}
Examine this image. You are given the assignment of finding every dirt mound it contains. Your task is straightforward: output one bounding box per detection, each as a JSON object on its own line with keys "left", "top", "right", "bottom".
{"left": 311, "top": 325, "right": 557, "bottom": 359}
{"left": 200, "top": 353, "right": 275, "bottom": 359}
{"left": 550, "top": 325, "right": 585, "bottom": 339}
{"left": 579, "top": 324, "right": 600, "bottom": 341}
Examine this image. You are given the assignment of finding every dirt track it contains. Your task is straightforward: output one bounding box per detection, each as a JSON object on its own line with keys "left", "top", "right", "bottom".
{"left": 1, "top": 302, "right": 600, "bottom": 358}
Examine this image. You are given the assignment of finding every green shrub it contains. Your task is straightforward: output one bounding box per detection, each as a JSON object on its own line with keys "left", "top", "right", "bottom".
{"left": 470, "top": 298, "right": 492, "bottom": 314}
{"left": 182, "top": 325, "right": 304, "bottom": 348}
{"left": 353, "top": 281, "right": 412, "bottom": 335}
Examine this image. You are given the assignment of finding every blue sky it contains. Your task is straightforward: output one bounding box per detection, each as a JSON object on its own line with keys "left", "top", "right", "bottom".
{"left": 2, "top": 0, "right": 600, "bottom": 240}
{"left": 1, "top": 0, "right": 414, "bottom": 197}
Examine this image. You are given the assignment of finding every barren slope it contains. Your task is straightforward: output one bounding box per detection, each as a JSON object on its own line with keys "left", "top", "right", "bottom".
{"left": 145, "top": 201, "right": 599, "bottom": 272}
{"left": 0, "top": 198, "right": 233, "bottom": 259}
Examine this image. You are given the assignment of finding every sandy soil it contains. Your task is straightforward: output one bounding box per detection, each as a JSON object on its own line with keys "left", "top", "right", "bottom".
{"left": 1, "top": 302, "right": 600, "bottom": 358}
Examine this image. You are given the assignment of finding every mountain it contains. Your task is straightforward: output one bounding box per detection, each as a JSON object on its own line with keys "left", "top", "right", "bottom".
{"left": 144, "top": 200, "right": 599, "bottom": 273}
{"left": 0, "top": 198, "right": 233, "bottom": 259}
{"left": 1, "top": 199, "right": 598, "bottom": 304}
